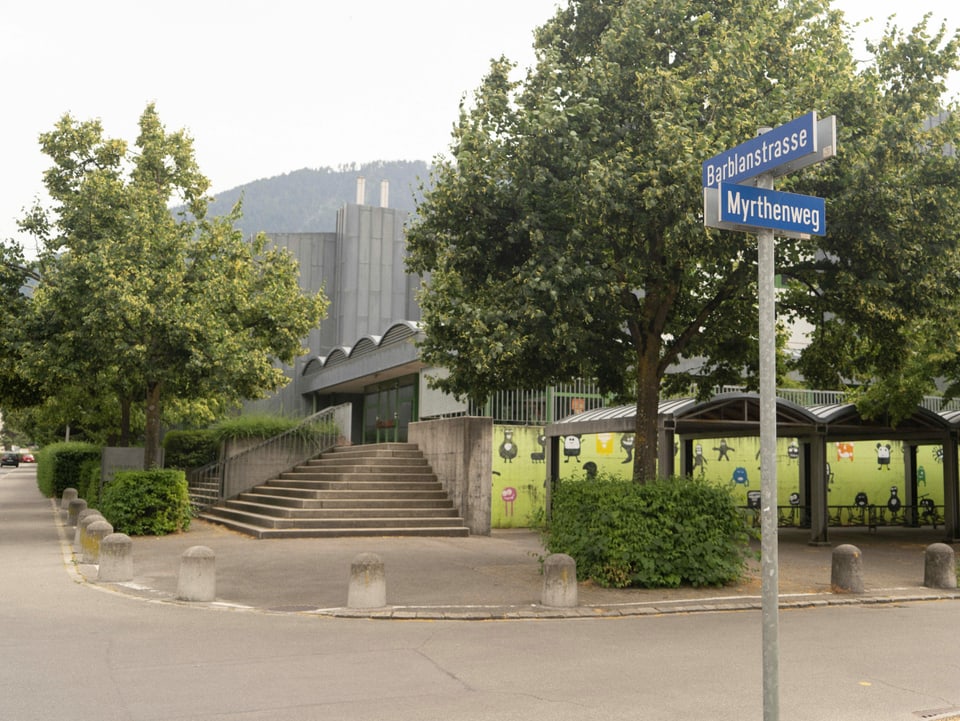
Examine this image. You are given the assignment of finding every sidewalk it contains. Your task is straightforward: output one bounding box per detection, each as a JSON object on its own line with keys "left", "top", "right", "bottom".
{"left": 60, "top": 493, "right": 960, "bottom": 619}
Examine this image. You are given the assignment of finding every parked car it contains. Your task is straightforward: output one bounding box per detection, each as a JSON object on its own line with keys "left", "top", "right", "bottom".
{"left": 1, "top": 452, "right": 19, "bottom": 468}
{"left": 19, "top": 452, "right": 35, "bottom": 463}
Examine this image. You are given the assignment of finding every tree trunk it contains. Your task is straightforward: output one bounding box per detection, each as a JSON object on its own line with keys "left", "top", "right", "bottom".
{"left": 118, "top": 396, "right": 132, "bottom": 447}
{"left": 632, "top": 344, "right": 662, "bottom": 483}
{"left": 144, "top": 381, "right": 162, "bottom": 468}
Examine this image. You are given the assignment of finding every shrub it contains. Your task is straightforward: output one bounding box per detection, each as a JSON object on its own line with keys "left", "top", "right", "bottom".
{"left": 78, "top": 458, "right": 103, "bottom": 506}
{"left": 210, "top": 414, "right": 340, "bottom": 452}
{"left": 210, "top": 414, "right": 301, "bottom": 444}
{"left": 545, "top": 475, "right": 753, "bottom": 588}
{"left": 35, "top": 442, "right": 102, "bottom": 499}
{"left": 163, "top": 430, "right": 217, "bottom": 469}
{"left": 100, "top": 469, "right": 192, "bottom": 536}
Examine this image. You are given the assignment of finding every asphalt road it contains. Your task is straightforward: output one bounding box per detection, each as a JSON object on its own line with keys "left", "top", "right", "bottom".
{"left": 3, "top": 464, "right": 960, "bottom": 721}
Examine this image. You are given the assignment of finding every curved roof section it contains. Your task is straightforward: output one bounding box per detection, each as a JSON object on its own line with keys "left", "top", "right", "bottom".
{"left": 805, "top": 402, "right": 951, "bottom": 440}
{"left": 301, "top": 321, "right": 423, "bottom": 376}
{"left": 546, "top": 392, "right": 953, "bottom": 442}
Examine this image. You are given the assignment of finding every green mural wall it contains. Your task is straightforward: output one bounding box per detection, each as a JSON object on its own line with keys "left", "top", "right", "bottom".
{"left": 489, "top": 424, "right": 947, "bottom": 528}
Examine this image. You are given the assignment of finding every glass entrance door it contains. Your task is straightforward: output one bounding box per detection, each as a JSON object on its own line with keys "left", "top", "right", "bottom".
{"left": 362, "top": 375, "right": 418, "bottom": 443}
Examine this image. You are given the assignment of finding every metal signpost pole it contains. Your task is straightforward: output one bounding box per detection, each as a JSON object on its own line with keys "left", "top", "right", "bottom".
{"left": 703, "top": 111, "right": 835, "bottom": 721}
{"left": 757, "top": 169, "right": 780, "bottom": 721}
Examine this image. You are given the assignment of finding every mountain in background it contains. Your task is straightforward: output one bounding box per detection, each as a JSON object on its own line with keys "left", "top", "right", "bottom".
{"left": 204, "top": 160, "right": 432, "bottom": 238}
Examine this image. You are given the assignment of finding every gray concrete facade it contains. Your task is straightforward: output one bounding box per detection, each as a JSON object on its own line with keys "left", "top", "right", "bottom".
{"left": 409, "top": 416, "right": 493, "bottom": 535}
{"left": 246, "top": 202, "right": 423, "bottom": 419}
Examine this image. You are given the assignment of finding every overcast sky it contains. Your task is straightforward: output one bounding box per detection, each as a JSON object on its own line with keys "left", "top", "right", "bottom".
{"left": 3, "top": 0, "right": 957, "bottom": 251}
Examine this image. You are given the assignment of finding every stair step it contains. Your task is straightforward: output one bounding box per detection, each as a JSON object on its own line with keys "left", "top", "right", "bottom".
{"left": 205, "top": 506, "right": 465, "bottom": 529}
{"left": 304, "top": 457, "right": 428, "bottom": 469}
{"left": 196, "top": 513, "right": 470, "bottom": 539}
{"left": 264, "top": 480, "right": 444, "bottom": 493}
{"left": 237, "top": 492, "right": 454, "bottom": 509}
{"left": 225, "top": 499, "right": 458, "bottom": 519}
{"left": 279, "top": 471, "right": 438, "bottom": 483}
{"left": 250, "top": 487, "right": 450, "bottom": 501}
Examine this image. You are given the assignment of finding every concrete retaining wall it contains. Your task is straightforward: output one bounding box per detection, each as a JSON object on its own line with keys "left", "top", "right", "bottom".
{"left": 408, "top": 417, "right": 492, "bottom": 535}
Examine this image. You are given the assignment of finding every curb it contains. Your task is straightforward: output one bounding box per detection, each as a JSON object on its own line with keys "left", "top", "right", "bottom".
{"left": 54, "top": 500, "right": 960, "bottom": 620}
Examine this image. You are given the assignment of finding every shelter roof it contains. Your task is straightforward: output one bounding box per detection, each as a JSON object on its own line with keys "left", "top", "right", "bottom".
{"left": 545, "top": 392, "right": 953, "bottom": 442}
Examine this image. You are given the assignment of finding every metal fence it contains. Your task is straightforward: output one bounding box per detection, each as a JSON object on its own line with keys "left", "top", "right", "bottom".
{"left": 466, "top": 380, "right": 608, "bottom": 425}
{"left": 187, "top": 404, "right": 347, "bottom": 510}
{"left": 443, "top": 382, "right": 960, "bottom": 427}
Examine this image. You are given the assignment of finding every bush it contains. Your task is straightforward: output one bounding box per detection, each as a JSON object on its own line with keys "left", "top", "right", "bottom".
{"left": 163, "top": 430, "right": 217, "bottom": 469}
{"left": 545, "top": 475, "right": 753, "bottom": 588}
{"left": 78, "top": 458, "right": 103, "bottom": 506}
{"left": 210, "top": 414, "right": 301, "bottom": 444}
{"left": 100, "top": 469, "right": 192, "bottom": 536}
{"left": 35, "top": 442, "right": 102, "bottom": 499}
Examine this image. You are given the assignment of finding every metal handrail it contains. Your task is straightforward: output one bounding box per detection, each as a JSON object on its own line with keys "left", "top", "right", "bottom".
{"left": 187, "top": 403, "right": 349, "bottom": 510}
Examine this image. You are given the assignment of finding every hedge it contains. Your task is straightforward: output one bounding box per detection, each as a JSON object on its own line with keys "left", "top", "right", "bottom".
{"left": 162, "top": 429, "right": 217, "bottom": 470}
{"left": 36, "top": 442, "right": 102, "bottom": 499}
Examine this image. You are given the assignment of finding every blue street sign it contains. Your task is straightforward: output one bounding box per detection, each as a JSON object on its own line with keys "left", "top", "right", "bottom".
{"left": 717, "top": 183, "right": 825, "bottom": 236}
{"left": 702, "top": 112, "right": 819, "bottom": 188}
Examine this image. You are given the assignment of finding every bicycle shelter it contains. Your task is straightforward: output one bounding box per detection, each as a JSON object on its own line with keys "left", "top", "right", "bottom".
{"left": 544, "top": 392, "right": 960, "bottom": 545}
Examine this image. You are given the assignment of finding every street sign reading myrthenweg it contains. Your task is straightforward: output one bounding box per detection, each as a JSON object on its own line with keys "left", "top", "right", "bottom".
{"left": 715, "top": 183, "right": 826, "bottom": 237}
{"left": 703, "top": 112, "right": 836, "bottom": 238}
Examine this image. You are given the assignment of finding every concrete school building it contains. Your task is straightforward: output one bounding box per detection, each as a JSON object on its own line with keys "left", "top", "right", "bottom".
{"left": 246, "top": 179, "right": 608, "bottom": 446}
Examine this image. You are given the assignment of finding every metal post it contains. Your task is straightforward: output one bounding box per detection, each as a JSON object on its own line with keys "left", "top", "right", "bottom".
{"left": 757, "top": 169, "right": 780, "bottom": 721}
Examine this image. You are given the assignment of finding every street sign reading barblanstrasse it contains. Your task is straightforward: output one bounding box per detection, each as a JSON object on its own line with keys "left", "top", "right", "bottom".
{"left": 702, "top": 112, "right": 818, "bottom": 189}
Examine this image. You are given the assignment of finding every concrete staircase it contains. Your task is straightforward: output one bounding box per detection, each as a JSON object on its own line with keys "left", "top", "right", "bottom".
{"left": 198, "top": 443, "right": 469, "bottom": 538}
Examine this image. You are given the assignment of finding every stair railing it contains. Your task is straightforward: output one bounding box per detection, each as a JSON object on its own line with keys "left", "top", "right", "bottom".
{"left": 187, "top": 403, "right": 350, "bottom": 510}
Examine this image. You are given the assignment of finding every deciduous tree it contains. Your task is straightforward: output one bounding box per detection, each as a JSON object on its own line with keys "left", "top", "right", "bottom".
{"left": 407, "top": 0, "right": 960, "bottom": 481}
{"left": 13, "top": 104, "right": 328, "bottom": 466}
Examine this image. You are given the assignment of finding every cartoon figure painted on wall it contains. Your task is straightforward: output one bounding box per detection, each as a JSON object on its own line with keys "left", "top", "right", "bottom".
{"left": 583, "top": 461, "right": 598, "bottom": 479}
{"left": 787, "top": 441, "right": 799, "bottom": 465}
{"left": 563, "top": 434, "right": 582, "bottom": 462}
{"left": 620, "top": 434, "right": 635, "bottom": 464}
{"left": 918, "top": 465, "right": 927, "bottom": 487}
{"left": 886, "top": 486, "right": 902, "bottom": 517}
{"left": 876, "top": 442, "right": 892, "bottom": 471}
{"left": 714, "top": 439, "right": 734, "bottom": 461}
{"left": 499, "top": 429, "right": 518, "bottom": 463}
{"left": 693, "top": 443, "right": 708, "bottom": 476}
{"left": 731, "top": 466, "right": 749, "bottom": 487}
{"left": 531, "top": 434, "right": 546, "bottom": 463}
{"left": 501, "top": 486, "right": 517, "bottom": 517}
{"left": 596, "top": 433, "right": 615, "bottom": 455}
{"left": 836, "top": 442, "right": 855, "bottom": 462}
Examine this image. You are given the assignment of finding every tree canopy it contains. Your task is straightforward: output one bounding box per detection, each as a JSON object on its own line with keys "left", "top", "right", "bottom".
{"left": 2, "top": 104, "right": 328, "bottom": 465}
{"left": 406, "top": 0, "right": 960, "bottom": 481}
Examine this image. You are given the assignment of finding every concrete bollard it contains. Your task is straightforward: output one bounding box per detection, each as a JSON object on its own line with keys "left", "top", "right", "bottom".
{"left": 60, "top": 488, "right": 78, "bottom": 510}
{"left": 177, "top": 546, "right": 216, "bottom": 602}
{"left": 347, "top": 553, "right": 387, "bottom": 609}
{"left": 82, "top": 520, "right": 114, "bottom": 564}
{"left": 924, "top": 543, "right": 957, "bottom": 590}
{"left": 66, "top": 498, "right": 88, "bottom": 527}
{"left": 74, "top": 510, "right": 105, "bottom": 552}
{"left": 831, "top": 544, "right": 864, "bottom": 594}
{"left": 98, "top": 533, "right": 134, "bottom": 582}
{"left": 542, "top": 553, "right": 579, "bottom": 608}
